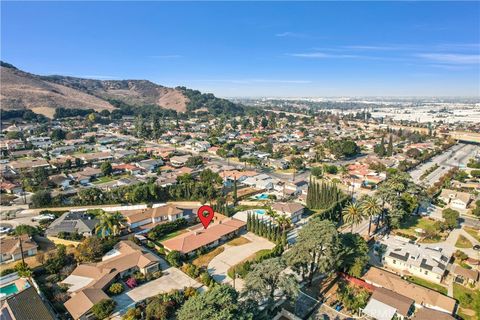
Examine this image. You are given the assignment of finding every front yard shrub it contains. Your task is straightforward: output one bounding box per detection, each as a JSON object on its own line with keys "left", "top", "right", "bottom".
{"left": 92, "top": 298, "right": 116, "bottom": 319}
{"left": 108, "top": 282, "right": 124, "bottom": 295}
{"left": 166, "top": 250, "right": 183, "bottom": 267}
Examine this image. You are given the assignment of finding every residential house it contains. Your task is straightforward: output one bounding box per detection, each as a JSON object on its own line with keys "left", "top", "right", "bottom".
{"left": 0, "top": 139, "right": 25, "bottom": 151}
{"left": 411, "top": 308, "right": 456, "bottom": 320}
{"left": 122, "top": 204, "right": 184, "bottom": 232}
{"left": 0, "top": 235, "right": 38, "bottom": 263}
{"left": 363, "top": 267, "right": 456, "bottom": 315}
{"left": 162, "top": 218, "right": 246, "bottom": 255}
{"left": 0, "top": 181, "right": 22, "bottom": 195}
{"left": 112, "top": 163, "right": 142, "bottom": 175}
{"left": 242, "top": 174, "right": 274, "bottom": 190}
{"left": 69, "top": 167, "right": 103, "bottom": 185}
{"left": 0, "top": 286, "right": 55, "bottom": 320}
{"left": 79, "top": 152, "right": 113, "bottom": 165}
{"left": 272, "top": 202, "right": 305, "bottom": 223}
{"left": 62, "top": 241, "right": 159, "bottom": 319}
{"left": 451, "top": 264, "right": 479, "bottom": 286}
{"left": 170, "top": 155, "right": 190, "bottom": 168}
{"left": 192, "top": 141, "right": 211, "bottom": 152}
{"left": 439, "top": 189, "right": 473, "bottom": 209}
{"left": 382, "top": 237, "right": 451, "bottom": 283}
{"left": 269, "top": 159, "right": 289, "bottom": 170}
{"left": 46, "top": 212, "right": 99, "bottom": 238}
{"left": 136, "top": 159, "right": 164, "bottom": 172}
{"left": 362, "top": 287, "right": 414, "bottom": 320}
{"left": 7, "top": 158, "right": 50, "bottom": 174}
{"left": 26, "top": 136, "right": 52, "bottom": 148}
{"left": 48, "top": 173, "right": 71, "bottom": 189}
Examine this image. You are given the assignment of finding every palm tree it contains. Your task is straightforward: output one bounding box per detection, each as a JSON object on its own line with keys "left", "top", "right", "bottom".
{"left": 275, "top": 214, "right": 292, "bottom": 234}
{"left": 95, "top": 211, "right": 126, "bottom": 238}
{"left": 342, "top": 202, "right": 365, "bottom": 233}
{"left": 360, "top": 195, "right": 382, "bottom": 236}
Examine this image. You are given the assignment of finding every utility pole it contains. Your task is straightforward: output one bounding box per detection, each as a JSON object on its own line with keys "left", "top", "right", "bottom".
{"left": 18, "top": 236, "right": 25, "bottom": 265}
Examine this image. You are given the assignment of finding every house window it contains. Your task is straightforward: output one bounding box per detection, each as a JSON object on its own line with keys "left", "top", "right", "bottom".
{"left": 425, "top": 271, "right": 428, "bottom": 275}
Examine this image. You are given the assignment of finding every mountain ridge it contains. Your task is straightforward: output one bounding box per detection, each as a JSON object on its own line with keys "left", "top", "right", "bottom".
{"left": 1, "top": 61, "right": 244, "bottom": 118}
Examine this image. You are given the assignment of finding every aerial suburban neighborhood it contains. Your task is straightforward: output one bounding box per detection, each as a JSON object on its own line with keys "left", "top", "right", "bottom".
{"left": 1, "top": 1, "right": 480, "bottom": 320}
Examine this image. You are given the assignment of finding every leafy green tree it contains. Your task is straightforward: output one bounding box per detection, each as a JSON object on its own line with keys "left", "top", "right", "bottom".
{"left": 50, "top": 128, "right": 66, "bottom": 141}
{"left": 177, "top": 285, "right": 255, "bottom": 320}
{"left": 285, "top": 219, "right": 340, "bottom": 286}
{"left": 186, "top": 156, "right": 204, "bottom": 168}
{"left": 442, "top": 208, "right": 459, "bottom": 230}
{"left": 340, "top": 233, "right": 369, "bottom": 277}
{"left": 92, "top": 299, "right": 116, "bottom": 319}
{"left": 233, "top": 147, "right": 244, "bottom": 159}
{"left": 31, "top": 190, "right": 52, "bottom": 208}
{"left": 242, "top": 257, "right": 298, "bottom": 314}
{"left": 14, "top": 224, "right": 38, "bottom": 236}
{"left": 75, "top": 237, "right": 105, "bottom": 262}
{"left": 166, "top": 250, "right": 183, "bottom": 267}
{"left": 311, "top": 167, "right": 323, "bottom": 178}
{"left": 145, "top": 298, "right": 168, "bottom": 320}
{"left": 101, "top": 161, "right": 113, "bottom": 176}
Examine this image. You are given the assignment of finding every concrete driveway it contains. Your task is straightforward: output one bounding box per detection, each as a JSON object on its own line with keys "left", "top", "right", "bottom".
{"left": 113, "top": 266, "right": 203, "bottom": 314}
{"left": 207, "top": 232, "right": 275, "bottom": 290}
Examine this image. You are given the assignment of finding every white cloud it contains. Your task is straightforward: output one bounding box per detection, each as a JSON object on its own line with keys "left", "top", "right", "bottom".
{"left": 275, "top": 32, "right": 308, "bottom": 38}
{"left": 416, "top": 53, "right": 480, "bottom": 64}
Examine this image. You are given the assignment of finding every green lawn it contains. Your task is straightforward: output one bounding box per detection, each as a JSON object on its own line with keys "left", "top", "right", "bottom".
{"left": 156, "top": 229, "right": 187, "bottom": 242}
{"left": 397, "top": 215, "right": 443, "bottom": 243}
{"left": 92, "top": 174, "right": 130, "bottom": 185}
{"left": 453, "top": 283, "right": 479, "bottom": 320}
{"left": 92, "top": 176, "right": 115, "bottom": 184}
{"left": 400, "top": 215, "right": 435, "bottom": 236}
{"left": 464, "top": 227, "right": 480, "bottom": 242}
{"left": 455, "top": 235, "right": 473, "bottom": 249}
{"left": 406, "top": 276, "right": 448, "bottom": 295}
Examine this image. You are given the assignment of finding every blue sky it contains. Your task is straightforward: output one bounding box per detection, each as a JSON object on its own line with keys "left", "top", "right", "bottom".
{"left": 2, "top": 1, "right": 479, "bottom": 97}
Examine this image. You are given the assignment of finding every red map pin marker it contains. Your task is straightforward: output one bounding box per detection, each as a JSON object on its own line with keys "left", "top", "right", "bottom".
{"left": 197, "top": 205, "right": 214, "bottom": 229}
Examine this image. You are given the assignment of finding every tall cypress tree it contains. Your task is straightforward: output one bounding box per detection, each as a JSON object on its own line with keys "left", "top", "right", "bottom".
{"left": 233, "top": 177, "right": 238, "bottom": 205}
{"left": 387, "top": 135, "right": 393, "bottom": 157}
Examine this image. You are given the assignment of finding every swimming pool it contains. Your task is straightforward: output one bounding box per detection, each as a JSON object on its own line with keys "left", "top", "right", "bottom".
{"left": 253, "top": 193, "right": 269, "bottom": 200}
{"left": 254, "top": 209, "right": 266, "bottom": 215}
{"left": 0, "top": 283, "right": 19, "bottom": 296}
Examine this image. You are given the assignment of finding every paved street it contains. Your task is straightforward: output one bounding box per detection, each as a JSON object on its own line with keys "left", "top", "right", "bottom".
{"left": 410, "top": 143, "right": 480, "bottom": 186}
{"left": 207, "top": 232, "right": 275, "bottom": 290}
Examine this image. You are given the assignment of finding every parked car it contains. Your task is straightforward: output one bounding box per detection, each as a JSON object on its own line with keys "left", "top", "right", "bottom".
{"left": 0, "top": 226, "right": 12, "bottom": 234}
{"left": 31, "top": 214, "right": 56, "bottom": 222}
{"left": 473, "top": 245, "right": 480, "bottom": 251}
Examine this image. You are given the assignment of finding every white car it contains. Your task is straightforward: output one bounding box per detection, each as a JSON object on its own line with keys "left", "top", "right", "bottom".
{"left": 0, "top": 226, "right": 12, "bottom": 234}
{"left": 31, "top": 214, "right": 56, "bottom": 222}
